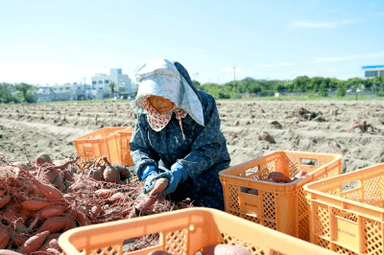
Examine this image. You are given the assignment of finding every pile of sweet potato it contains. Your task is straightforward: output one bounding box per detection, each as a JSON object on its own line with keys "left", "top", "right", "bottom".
{"left": 0, "top": 154, "right": 190, "bottom": 254}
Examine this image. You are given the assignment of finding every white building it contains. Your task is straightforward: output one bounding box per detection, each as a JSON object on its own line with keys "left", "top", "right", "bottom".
{"left": 91, "top": 68, "right": 133, "bottom": 99}
{"left": 69, "top": 83, "right": 92, "bottom": 100}
{"left": 35, "top": 83, "right": 92, "bottom": 102}
{"left": 35, "top": 87, "right": 55, "bottom": 102}
{"left": 362, "top": 65, "right": 384, "bottom": 79}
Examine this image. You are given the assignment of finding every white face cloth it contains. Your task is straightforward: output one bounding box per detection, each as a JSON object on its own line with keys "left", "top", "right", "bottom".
{"left": 133, "top": 59, "right": 205, "bottom": 127}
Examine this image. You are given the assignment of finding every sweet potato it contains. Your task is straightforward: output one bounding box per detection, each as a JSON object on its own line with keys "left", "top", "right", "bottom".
{"left": 37, "top": 216, "right": 68, "bottom": 233}
{"left": 63, "top": 217, "right": 77, "bottom": 232}
{"left": 103, "top": 165, "right": 120, "bottom": 183}
{"left": 148, "top": 252, "right": 172, "bottom": 255}
{"left": 46, "top": 248, "right": 61, "bottom": 255}
{"left": 87, "top": 168, "right": 103, "bottom": 181}
{"left": 0, "top": 195, "right": 11, "bottom": 209}
{"left": 0, "top": 250, "right": 23, "bottom": 255}
{"left": 94, "top": 189, "right": 115, "bottom": 198}
{"left": 38, "top": 168, "right": 59, "bottom": 184}
{"left": 21, "top": 200, "right": 52, "bottom": 211}
{"left": 35, "top": 153, "right": 53, "bottom": 166}
{"left": 47, "top": 238, "right": 60, "bottom": 251}
{"left": 108, "top": 192, "right": 126, "bottom": 202}
{"left": 66, "top": 182, "right": 87, "bottom": 193}
{"left": 114, "top": 164, "right": 131, "bottom": 179}
{"left": 91, "top": 205, "right": 102, "bottom": 218}
{"left": 52, "top": 175, "right": 65, "bottom": 190}
{"left": 27, "top": 252, "right": 50, "bottom": 255}
{"left": 128, "top": 178, "right": 168, "bottom": 218}
{"left": 76, "top": 210, "right": 91, "bottom": 226}
{"left": 0, "top": 224, "right": 10, "bottom": 249}
{"left": 195, "top": 244, "right": 251, "bottom": 255}
{"left": 267, "top": 171, "right": 291, "bottom": 183}
{"left": 40, "top": 205, "right": 66, "bottom": 219}
{"left": 39, "top": 233, "right": 61, "bottom": 251}
{"left": 18, "top": 230, "right": 50, "bottom": 254}
{"left": 30, "top": 176, "right": 63, "bottom": 200}
{"left": 63, "top": 170, "right": 74, "bottom": 183}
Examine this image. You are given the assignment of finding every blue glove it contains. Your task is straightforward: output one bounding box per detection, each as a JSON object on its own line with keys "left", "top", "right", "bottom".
{"left": 157, "top": 165, "right": 189, "bottom": 196}
{"left": 143, "top": 165, "right": 188, "bottom": 195}
{"left": 139, "top": 165, "right": 157, "bottom": 180}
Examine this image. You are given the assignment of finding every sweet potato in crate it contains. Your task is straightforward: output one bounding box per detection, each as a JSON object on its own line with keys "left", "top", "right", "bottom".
{"left": 304, "top": 163, "right": 384, "bottom": 254}
{"left": 58, "top": 207, "right": 337, "bottom": 255}
{"left": 73, "top": 127, "right": 133, "bottom": 166}
{"left": 219, "top": 150, "right": 342, "bottom": 241}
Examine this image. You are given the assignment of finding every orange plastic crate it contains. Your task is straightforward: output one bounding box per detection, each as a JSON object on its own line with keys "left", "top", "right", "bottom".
{"left": 304, "top": 163, "right": 384, "bottom": 254}
{"left": 219, "top": 150, "right": 342, "bottom": 241}
{"left": 73, "top": 127, "right": 134, "bottom": 166}
{"left": 58, "top": 207, "right": 337, "bottom": 255}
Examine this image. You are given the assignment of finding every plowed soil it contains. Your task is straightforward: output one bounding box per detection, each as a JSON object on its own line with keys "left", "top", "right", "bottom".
{"left": 1, "top": 100, "right": 384, "bottom": 173}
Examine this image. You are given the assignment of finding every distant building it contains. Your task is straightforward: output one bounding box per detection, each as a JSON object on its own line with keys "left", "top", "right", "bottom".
{"left": 35, "top": 83, "right": 92, "bottom": 102}
{"left": 68, "top": 83, "right": 92, "bottom": 100}
{"left": 91, "top": 68, "right": 133, "bottom": 99}
{"left": 362, "top": 65, "right": 384, "bottom": 79}
{"left": 35, "top": 87, "right": 55, "bottom": 102}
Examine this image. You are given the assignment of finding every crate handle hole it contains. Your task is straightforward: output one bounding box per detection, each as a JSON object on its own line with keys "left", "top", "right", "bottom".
{"left": 245, "top": 166, "right": 259, "bottom": 177}
{"left": 241, "top": 187, "right": 259, "bottom": 196}
{"left": 342, "top": 180, "right": 360, "bottom": 192}
{"left": 123, "top": 232, "right": 160, "bottom": 251}
{"left": 300, "top": 158, "right": 318, "bottom": 166}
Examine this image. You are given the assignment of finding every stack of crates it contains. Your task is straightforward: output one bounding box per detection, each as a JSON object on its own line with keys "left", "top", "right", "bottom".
{"left": 304, "top": 163, "right": 384, "bottom": 254}
{"left": 219, "top": 150, "right": 342, "bottom": 241}
{"left": 72, "top": 127, "right": 134, "bottom": 166}
{"left": 58, "top": 207, "right": 337, "bottom": 255}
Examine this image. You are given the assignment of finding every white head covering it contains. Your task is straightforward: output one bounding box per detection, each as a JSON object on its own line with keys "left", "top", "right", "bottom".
{"left": 133, "top": 59, "right": 204, "bottom": 126}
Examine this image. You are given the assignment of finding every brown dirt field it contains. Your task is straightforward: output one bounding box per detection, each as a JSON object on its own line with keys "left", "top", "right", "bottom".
{"left": 1, "top": 100, "right": 384, "bottom": 173}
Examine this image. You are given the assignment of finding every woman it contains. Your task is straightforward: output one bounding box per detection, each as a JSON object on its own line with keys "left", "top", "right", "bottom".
{"left": 129, "top": 58, "right": 230, "bottom": 210}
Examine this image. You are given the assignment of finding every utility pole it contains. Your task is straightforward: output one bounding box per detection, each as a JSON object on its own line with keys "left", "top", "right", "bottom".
{"left": 233, "top": 66, "right": 237, "bottom": 94}
{"left": 233, "top": 66, "right": 236, "bottom": 81}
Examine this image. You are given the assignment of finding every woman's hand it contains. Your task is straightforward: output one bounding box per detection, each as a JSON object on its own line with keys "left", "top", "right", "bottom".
{"left": 143, "top": 165, "right": 188, "bottom": 195}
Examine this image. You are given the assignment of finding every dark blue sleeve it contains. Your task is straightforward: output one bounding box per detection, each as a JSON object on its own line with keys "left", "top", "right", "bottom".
{"left": 172, "top": 92, "right": 229, "bottom": 179}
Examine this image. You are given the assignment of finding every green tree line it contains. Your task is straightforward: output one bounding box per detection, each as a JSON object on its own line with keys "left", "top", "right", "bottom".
{"left": 193, "top": 75, "right": 384, "bottom": 99}
{"left": 2, "top": 75, "right": 384, "bottom": 104}
{"left": 0, "top": 83, "right": 37, "bottom": 104}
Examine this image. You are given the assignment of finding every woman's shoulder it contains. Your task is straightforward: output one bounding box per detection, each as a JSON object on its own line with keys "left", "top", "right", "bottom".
{"left": 196, "top": 90, "right": 216, "bottom": 109}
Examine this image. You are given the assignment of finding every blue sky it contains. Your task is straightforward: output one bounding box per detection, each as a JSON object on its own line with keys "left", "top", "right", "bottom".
{"left": 1, "top": 0, "right": 384, "bottom": 86}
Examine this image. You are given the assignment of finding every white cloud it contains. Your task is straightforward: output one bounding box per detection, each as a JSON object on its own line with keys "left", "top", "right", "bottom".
{"left": 291, "top": 21, "right": 337, "bottom": 28}
{"left": 341, "top": 19, "right": 359, "bottom": 25}
{"left": 291, "top": 19, "right": 358, "bottom": 28}
{"left": 255, "top": 62, "right": 294, "bottom": 68}
{"left": 312, "top": 52, "right": 384, "bottom": 63}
